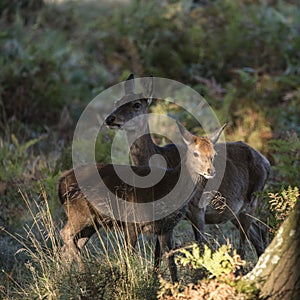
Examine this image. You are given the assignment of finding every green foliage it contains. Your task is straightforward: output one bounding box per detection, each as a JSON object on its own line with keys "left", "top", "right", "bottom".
{"left": 177, "top": 243, "right": 244, "bottom": 279}
{"left": 269, "top": 133, "right": 300, "bottom": 187}
{"left": 0, "top": 134, "right": 62, "bottom": 227}
{"left": 0, "top": 36, "right": 67, "bottom": 128}
{"left": 1, "top": 0, "right": 300, "bottom": 143}
{"left": 97, "top": 0, "right": 198, "bottom": 79}
{"left": 0, "top": 3, "right": 110, "bottom": 132}
{"left": 95, "top": 132, "right": 114, "bottom": 164}
{"left": 190, "top": 1, "right": 300, "bottom": 79}
{"left": 0, "top": 134, "right": 40, "bottom": 183}
{"left": 160, "top": 243, "right": 259, "bottom": 300}
{"left": 268, "top": 186, "right": 299, "bottom": 232}
{"left": 0, "top": 0, "right": 44, "bottom": 17}
{"left": 53, "top": 146, "right": 73, "bottom": 175}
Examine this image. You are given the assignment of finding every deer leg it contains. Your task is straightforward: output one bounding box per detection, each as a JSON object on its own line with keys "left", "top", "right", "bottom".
{"left": 247, "top": 195, "right": 268, "bottom": 257}
{"left": 236, "top": 212, "right": 253, "bottom": 259}
{"left": 60, "top": 221, "right": 81, "bottom": 266}
{"left": 236, "top": 195, "right": 268, "bottom": 258}
{"left": 248, "top": 222, "right": 268, "bottom": 257}
{"left": 123, "top": 223, "right": 139, "bottom": 252}
{"left": 154, "top": 237, "right": 161, "bottom": 271}
{"left": 60, "top": 202, "right": 97, "bottom": 267}
{"left": 77, "top": 225, "right": 97, "bottom": 250}
{"left": 157, "top": 230, "right": 178, "bottom": 283}
{"left": 186, "top": 204, "right": 206, "bottom": 245}
{"left": 231, "top": 218, "right": 248, "bottom": 259}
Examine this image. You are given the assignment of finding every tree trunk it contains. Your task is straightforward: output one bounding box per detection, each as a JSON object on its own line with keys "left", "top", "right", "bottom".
{"left": 246, "top": 199, "right": 300, "bottom": 299}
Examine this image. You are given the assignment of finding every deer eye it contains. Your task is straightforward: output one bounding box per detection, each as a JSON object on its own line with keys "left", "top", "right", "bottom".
{"left": 193, "top": 152, "right": 199, "bottom": 157}
{"left": 133, "top": 102, "right": 141, "bottom": 109}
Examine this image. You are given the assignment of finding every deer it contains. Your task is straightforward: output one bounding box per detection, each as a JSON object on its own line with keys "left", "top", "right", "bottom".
{"left": 58, "top": 121, "right": 225, "bottom": 282}
{"left": 105, "top": 74, "right": 270, "bottom": 259}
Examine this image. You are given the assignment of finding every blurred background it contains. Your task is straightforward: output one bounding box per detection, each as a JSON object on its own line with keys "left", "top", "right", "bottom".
{"left": 0, "top": 0, "right": 299, "bottom": 298}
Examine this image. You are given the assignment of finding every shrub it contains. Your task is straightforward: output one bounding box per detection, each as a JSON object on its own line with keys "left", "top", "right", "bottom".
{"left": 268, "top": 186, "right": 299, "bottom": 233}
{"left": 268, "top": 133, "right": 300, "bottom": 187}
{"left": 158, "top": 243, "right": 259, "bottom": 300}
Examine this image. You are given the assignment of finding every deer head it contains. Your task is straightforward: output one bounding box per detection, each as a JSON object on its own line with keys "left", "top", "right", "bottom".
{"left": 177, "top": 122, "right": 226, "bottom": 180}
{"left": 105, "top": 74, "right": 153, "bottom": 131}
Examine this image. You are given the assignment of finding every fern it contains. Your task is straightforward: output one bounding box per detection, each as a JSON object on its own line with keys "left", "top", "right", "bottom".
{"left": 269, "top": 186, "right": 299, "bottom": 231}
{"left": 177, "top": 243, "right": 245, "bottom": 279}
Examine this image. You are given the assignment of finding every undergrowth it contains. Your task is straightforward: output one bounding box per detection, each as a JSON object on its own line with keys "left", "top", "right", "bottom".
{"left": 268, "top": 186, "right": 299, "bottom": 233}
{"left": 1, "top": 189, "right": 158, "bottom": 300}
{"left": 158, "top": 243, "right": 259, "bottom": 300}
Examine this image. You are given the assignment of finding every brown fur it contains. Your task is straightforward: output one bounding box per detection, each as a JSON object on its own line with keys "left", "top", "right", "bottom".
{"left": 105, "top": 74, "right": 270, "bottom": 258}
{"left": 59, "top": 124, "right": 220, "bottom": 282}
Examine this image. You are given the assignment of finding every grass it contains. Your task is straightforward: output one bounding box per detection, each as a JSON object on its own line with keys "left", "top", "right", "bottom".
{"left": 1, "top": 188, "right": 159, "bottom": 300}
{"left": 0, "top": 185, "right": 265, "bottom": 299}
{"left": 0, "top": 0, "right": 300, "bottom": 298}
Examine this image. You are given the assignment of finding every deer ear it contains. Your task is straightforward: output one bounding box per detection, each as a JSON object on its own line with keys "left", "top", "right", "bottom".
{"left": 141, "top": 75, "right": 153, "bottom": 105}
{"left": 177, "top": 121, "right": 194, "bottom": 145}
{"left": 209, "top": 123, "right": 227, "bottom": 144}
{"left": 124, "top": 73, "right": 135, "bottom": 94}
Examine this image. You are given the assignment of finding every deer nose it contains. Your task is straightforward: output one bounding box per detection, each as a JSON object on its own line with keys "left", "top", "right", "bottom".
{"left": 207, "top": 168, "right": 215, "bottom": 177}
{"left": 105, "top": 115, "right": 116, "bottom": 125}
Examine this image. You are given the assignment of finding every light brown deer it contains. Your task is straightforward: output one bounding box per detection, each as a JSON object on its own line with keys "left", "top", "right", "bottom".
{"left": 105, "top": 74, "right": 270, "bottom": 258}
{"left": 58, "top": 121, "right": 225, "bottom": 282}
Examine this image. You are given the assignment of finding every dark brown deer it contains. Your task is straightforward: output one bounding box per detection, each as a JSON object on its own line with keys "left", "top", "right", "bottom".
{"left": 59, "top": 121, "right": 225, "bottom": 282}
{"left": 105, "top": 74, "right": 270, "bottom": 258}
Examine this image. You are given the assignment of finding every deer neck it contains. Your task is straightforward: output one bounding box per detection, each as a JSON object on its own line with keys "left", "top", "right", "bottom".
{"left": 182, "top": 153, "right": 208, "bottom": 196}
{"left": 125, "top": 121, "right": 157, "bottom": 166}
{"left": 161, "top": 157, "right": 206, "bottom": 204}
